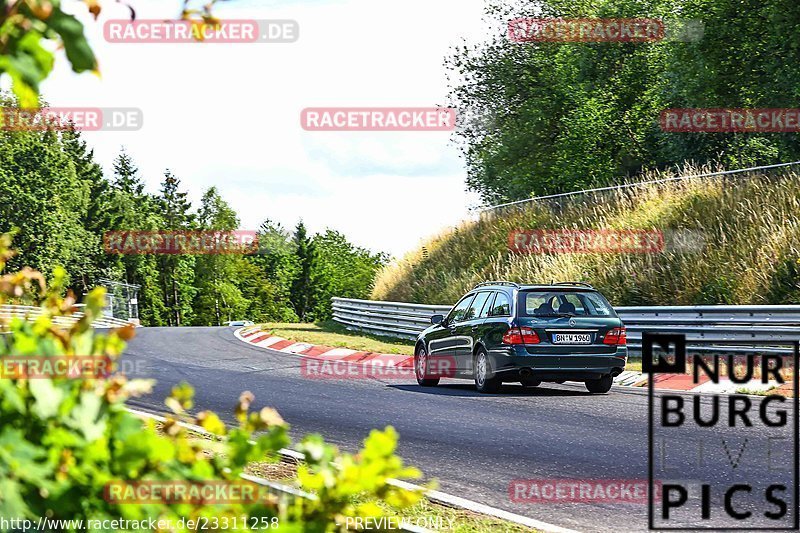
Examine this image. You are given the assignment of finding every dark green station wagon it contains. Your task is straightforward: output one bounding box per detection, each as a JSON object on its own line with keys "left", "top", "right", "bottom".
{"left": 414, "top": 281, "right": 627, "bottom": 393}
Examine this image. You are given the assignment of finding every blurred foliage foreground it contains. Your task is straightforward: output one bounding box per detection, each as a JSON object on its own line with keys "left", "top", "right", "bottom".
{"left": 0, "top": 234, "right": 424, "bottom": 531}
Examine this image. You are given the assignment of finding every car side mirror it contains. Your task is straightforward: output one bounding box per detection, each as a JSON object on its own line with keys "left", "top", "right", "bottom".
{"left": 431, "top": 314, "right": 444, "bottom": 325}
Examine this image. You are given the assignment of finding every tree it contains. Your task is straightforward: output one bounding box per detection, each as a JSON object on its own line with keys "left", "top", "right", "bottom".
{"left": 311, "top": 230, "right": 388, "bottom": 319}
{"left": 0, "top": 234, "right": 425, "bottom": 529}
{"left": 0, "top": 103, "right": 95, "bottom": 286}
{"left": 156, "top": 170, "right": 196, "bottom": 326}
{"left": 0, "top": 122, "right": 388, "bottom": 326}
{"left": 111, "top": 148, "right": 145, "bottom": 195}
{"left": 192, "top": 187, "right": 249, "bottom": 325}
{"left": 105, "top": 150, "right": 168, "bottom": 326}
{"left": 58, "top": 127, "right": 108, "bottom": 295}
{"left": 240, "top": 219, "right": 299, "bottom": 323}
{"left": 448, "top": 0, "right": 800, "bottom": 203}
{"left": 159, "top": 170, "right": 193, "bottom": 229}
{"left": 289, "top": 221, "right": 317, "bottom": 321}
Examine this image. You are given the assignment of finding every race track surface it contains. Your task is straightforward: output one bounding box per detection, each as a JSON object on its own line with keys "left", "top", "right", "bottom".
{"left": 123, "top": 327, "right": 796, "bottom": 532}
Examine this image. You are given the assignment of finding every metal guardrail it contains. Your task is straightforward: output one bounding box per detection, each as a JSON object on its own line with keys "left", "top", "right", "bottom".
{"left": 0, "top": 304, "right": 138, "bottom": 329}
{"left": 481, "top": 160, "right": 800, "bottom": 214}
{"left": 332, "top": 298, "right": 800, "bottom": 354}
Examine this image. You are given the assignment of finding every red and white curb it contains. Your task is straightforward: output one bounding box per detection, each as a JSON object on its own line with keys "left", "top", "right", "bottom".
{"left": 235, "top": 327, "right": 787, "bottom": 395}
{"left": 613, "top": 370, "right": 648, "bottom": 387}
{"left": 615, "top": 370, "right": 786, "bottom": 394}
{"left": 234, "top": 326, "right": 413, "bottom": 370}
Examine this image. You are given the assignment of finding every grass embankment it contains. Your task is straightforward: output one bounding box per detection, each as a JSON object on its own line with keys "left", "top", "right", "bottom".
{"left": 259, "top": 320, "right": 414, "bottom": 355}
{"left": 372, "top": 166, "right": 800, "bottom": 307}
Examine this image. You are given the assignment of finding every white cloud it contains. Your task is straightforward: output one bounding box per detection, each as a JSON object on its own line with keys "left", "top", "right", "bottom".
{"left": 39, "top": 0, "right": 490, "bottom": 257}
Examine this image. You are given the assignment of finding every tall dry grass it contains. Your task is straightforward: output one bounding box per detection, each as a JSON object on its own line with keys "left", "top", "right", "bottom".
{"left": 372, "top": 165, "right": 800, "bottom": 306}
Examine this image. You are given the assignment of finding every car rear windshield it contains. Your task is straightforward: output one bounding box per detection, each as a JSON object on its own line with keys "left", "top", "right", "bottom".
{"left": 518, "top": 290, "right": 617, "bottom": 317}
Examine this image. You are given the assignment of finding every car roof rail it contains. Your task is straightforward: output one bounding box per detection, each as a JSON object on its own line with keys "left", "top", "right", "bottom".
{"left": 474, "top": 281, "right": 521, "bottom": 289}
{"left": 551, "top": 281, "right": 594, "bottom": 289}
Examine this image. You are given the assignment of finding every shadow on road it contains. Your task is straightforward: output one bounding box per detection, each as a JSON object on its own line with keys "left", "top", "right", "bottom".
{"left": 388, "top": 382, "right": 593, "bottom": 397}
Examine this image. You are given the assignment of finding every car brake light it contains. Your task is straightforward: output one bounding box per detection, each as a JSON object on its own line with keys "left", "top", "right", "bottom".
{"left": 503, "top": 326, "right": 540, "bottom": 345}
{"left": 603, "top": 327, "right": 627, "bottom": 345}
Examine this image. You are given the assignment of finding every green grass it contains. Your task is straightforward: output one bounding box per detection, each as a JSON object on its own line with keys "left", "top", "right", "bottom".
{"left": 372, "top": 166, "right": 800, "bottom": 307}
{"left": 625, "top": 357, "right": 642, "bottom": 373}
{"left": 734, "top": 386, "right": 779, "bottom": 396}
{"left": 259, "top": 320, "right": 414, "bottom": 355}
{"left": 247, "top": 458, "right": 539, "bottom": 533}
{"left": 349, "top": 494, "right": 539, "bottom": 533}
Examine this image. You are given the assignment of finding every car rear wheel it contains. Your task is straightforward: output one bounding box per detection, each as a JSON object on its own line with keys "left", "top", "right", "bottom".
{"left": 474, "top": 349, "right": 501, "bottom": 393}
{"left": 520, "top": 378, "right": 541, "bottom": 388}
{"left": 415, "top": 345, "right": 440, "bottom": 387}
{"left": 585, "top": 375, "right": 613, "bottom": 394}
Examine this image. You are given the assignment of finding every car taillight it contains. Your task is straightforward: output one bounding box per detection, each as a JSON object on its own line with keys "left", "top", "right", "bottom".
{"left": 503, "top": 326, "right": 540, "bottom": 345}
{"left": 603, "top": 327, "right": 627, "bottom": 345}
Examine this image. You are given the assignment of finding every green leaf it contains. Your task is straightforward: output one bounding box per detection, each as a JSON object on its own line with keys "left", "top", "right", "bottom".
{"left": 66, "top": 391, "right": 106, "bottom": 441}
{"left": 44, "top": 8, "right": 97, "bottom": 72}
{"left": 17, "top": 31, "right": 55, "bottom": 76}
{"left": 0, "top": 478, "right": 28, "bottom": 520}
{"left": 0, "top": 382, "right": 26, "bottom": 414}
{"left": 30, "top": 378, "right": 64, "bottom": 419}
{"left": 0, "top": 429, "right": 51, "bottom": 486}
{"left": 0, "top": 30, "right": 52, "bottom": 108}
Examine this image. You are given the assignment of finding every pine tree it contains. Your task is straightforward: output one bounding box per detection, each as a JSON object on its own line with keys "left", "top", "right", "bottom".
{"left": 159, "top": 170, "right": 193, "bottom": 229}
{"left": 111, "top": 148, "right": 144, "bottom": 195}
{"left": 290, "top": 221, "right": 317, "bottom": 321}
{"left": 157, "top": 170, "right": 195, "bottom": 326}
{"left": 104, "top": 150, "right": 168, "bottom": 326}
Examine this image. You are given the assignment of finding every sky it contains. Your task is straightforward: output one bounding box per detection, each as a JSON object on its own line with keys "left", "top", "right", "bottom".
{"left": 35, "top": 0, "right": 495, "bottom": 259}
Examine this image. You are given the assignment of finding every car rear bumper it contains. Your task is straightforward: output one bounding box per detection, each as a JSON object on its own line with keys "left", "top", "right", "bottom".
{"left": 488, "top": 345, "right": 628, "bottom": 381}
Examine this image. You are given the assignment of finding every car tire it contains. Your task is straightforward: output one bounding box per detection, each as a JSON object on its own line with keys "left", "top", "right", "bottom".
{"left": 520, "top": 378, "right": 541, "bottom": 388}
{"left": 474, "top": 349, "right": 501, "bottom": 393}
{"left": 415, "top": 344, "right": 440, "bottom": 387}
{"left": 585, "top": 375, "right": 613, "bottom": 394}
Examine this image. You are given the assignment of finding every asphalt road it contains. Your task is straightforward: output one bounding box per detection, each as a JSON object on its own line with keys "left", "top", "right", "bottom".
{"left": 123, "top": 327, "right": 797, "bottom": 532}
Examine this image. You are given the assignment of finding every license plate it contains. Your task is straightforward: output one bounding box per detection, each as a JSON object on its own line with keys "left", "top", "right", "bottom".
{"left": 552, "top": 333, "right": 592, "bottom": 344}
